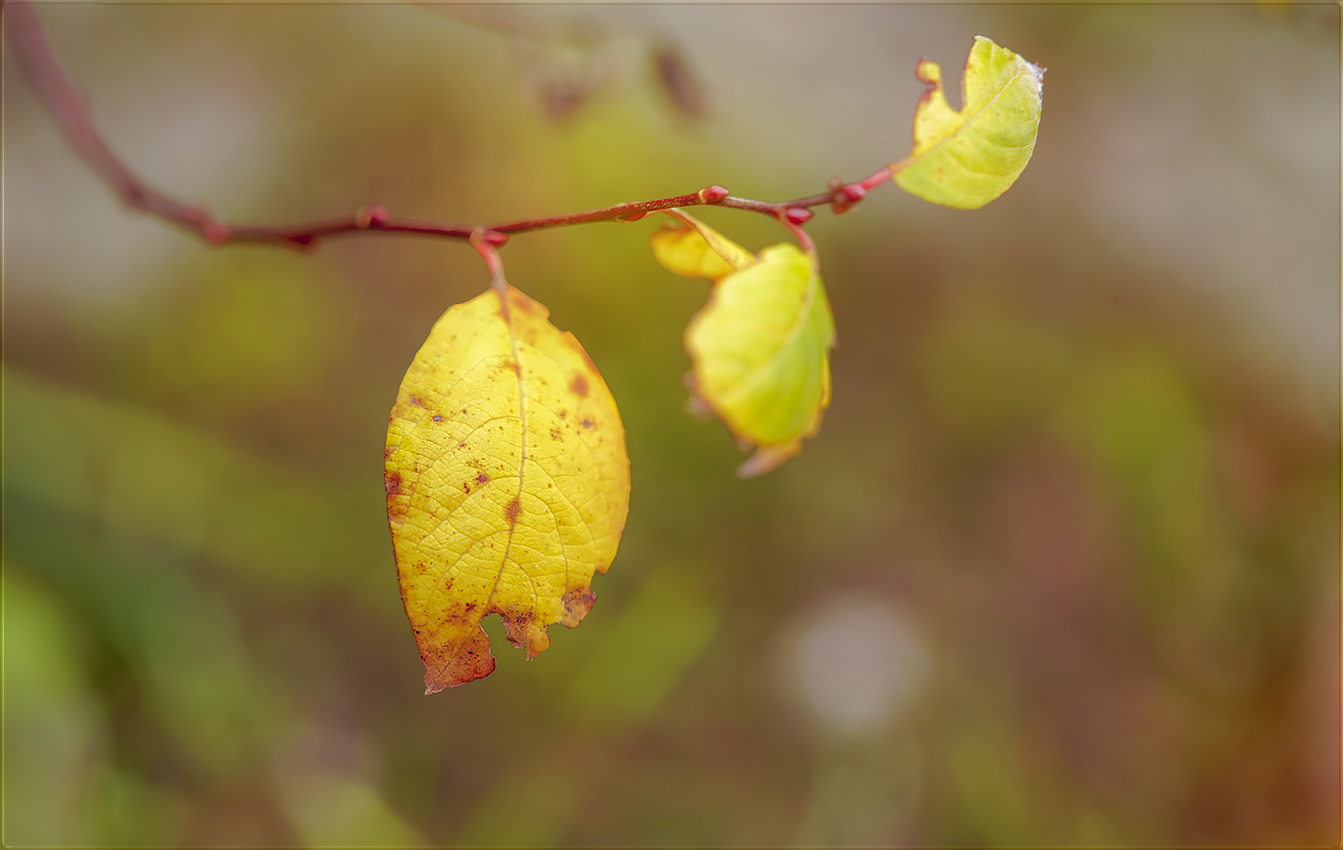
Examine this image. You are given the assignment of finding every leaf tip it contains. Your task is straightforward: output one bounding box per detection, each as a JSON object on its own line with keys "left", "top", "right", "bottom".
{"left": 913, "top": 55, "right": 942, "bottom": 88}
{"left": 421, "top": 625, "right": 498, "bottom": 693}
{"left": 735, "top": 442, "right": 803, "bottom": 479}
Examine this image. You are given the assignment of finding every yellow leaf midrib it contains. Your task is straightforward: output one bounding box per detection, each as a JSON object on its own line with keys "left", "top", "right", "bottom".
{"left": 482, "top": 289, "right": 536, "bottom": 620}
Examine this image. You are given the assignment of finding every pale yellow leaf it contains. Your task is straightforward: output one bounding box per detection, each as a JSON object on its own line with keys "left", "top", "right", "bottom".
{"left": 649, "top": 213, "right": 754, "bottom": 281}
{"left": 892, "top": 36, "right": 1044, "bottom": 209}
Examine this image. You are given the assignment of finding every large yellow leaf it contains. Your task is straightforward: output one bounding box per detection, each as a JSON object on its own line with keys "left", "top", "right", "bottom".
{"left": 385, "top": 285, "right": 630, "bottom": 692}
{"left": 892, "top": 35, "right": 1044, "bottom": 209}
{"left": 684, "top": 242, "right": 836, "bottom": 478}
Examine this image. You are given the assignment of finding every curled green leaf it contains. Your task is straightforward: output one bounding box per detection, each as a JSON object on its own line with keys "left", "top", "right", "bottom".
{"left": 647, "top": 212, "right": 836, "bottom": 477}
{"left": 892, "top": 35, "right": 1044, "bottom": 209}
{"left": 684, "top": 243, "right": 835, "bottom": 478}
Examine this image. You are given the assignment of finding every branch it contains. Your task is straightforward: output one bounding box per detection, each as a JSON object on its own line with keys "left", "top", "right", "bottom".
{"left": 7, "top": 2, "right": 889, "bottom": 252}
{"left": 7, "top": 2, "right": 236, "bottom": 240}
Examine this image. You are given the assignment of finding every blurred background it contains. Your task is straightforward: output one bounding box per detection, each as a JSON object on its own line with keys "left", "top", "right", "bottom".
{"left": 4, "top": 4, "right": 1338, "bottom": 846}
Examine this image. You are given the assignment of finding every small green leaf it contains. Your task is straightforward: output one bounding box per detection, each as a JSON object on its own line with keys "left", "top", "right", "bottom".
{"left": 892, "top": 35, "right": 1044, "bottom": 209}
{"left": 684, "top": 243, "right": 835, "bottom": 478}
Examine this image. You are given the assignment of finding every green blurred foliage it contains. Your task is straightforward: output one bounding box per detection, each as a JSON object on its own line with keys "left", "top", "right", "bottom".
{"left": 4, "top": 4, "right": 1337, "bottom": 847}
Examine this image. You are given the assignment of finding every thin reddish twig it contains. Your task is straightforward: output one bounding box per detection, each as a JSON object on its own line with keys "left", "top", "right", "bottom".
{"left": 7, "top": 2, "right": 890, "bottom": 252}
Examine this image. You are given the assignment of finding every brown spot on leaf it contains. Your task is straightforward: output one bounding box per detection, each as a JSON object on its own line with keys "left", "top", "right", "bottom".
{"left": 559, "top": 410, "right": 567, "bottom": 420}
{"left": 505, "top": 497, "right": 522, "bottom": 526}
{"left": 581, "top": 418, "right": 594, "bottom": 429}
{"left": 508, "top": 288, "right": 542, "bottom": 316}
{"left": 385, "top": 470, "right": 407, "bottom": 519}
{"left": 501, "top": 611, "right": 530, "bottom": 643}
{"left": 570, "top": 373, "right": 590, "bottom": 398}
{"left": 463, "top": 482, "right": 471, "bottom": 494}
{"left": 408, "top": 394, "right": 427, "bottom": 408}
{"left": 476, "top": 472, "right": 490, "bottom": 485}
{"left": 420, "top": 625, "right": 495, "bottom": 694}
{"left": 559, "top": 587, "right": 597, "bottom": 628}
{"left": 500, "top": 610, "right": 550, "bottom": 659}
{"left": 414, "top": 562, "right": 427, "bottom": 573}
{"left": 432, "top": 414, "right": 443, "bottom": 422}
{"left": 550, "top": 427, "right": 562, "bottom": 441}
{"left": 444, "top": 577, "right": 453, "bottom": 591}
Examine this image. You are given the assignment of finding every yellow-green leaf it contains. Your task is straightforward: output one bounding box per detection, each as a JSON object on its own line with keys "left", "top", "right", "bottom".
{"left": 385, "top": 285, "right": 630, "bottom": 692}
{"left": 648, "top": 215, "right": 754, "bottom": 281}
{"left": 892, "top": 35, "right": 1044, "bottom": 209}
{"left": 684, "top": 243, "right": 835, "bottom": 478}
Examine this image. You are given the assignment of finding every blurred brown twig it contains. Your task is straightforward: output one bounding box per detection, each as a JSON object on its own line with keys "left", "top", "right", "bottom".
{"left": 6, "top": 2, "right": 886, "bottom": 253}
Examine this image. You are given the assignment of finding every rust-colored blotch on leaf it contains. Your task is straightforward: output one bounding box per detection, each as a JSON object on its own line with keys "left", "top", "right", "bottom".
{"left": 385, "top": 285, "right": 630, "bottom": 692}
